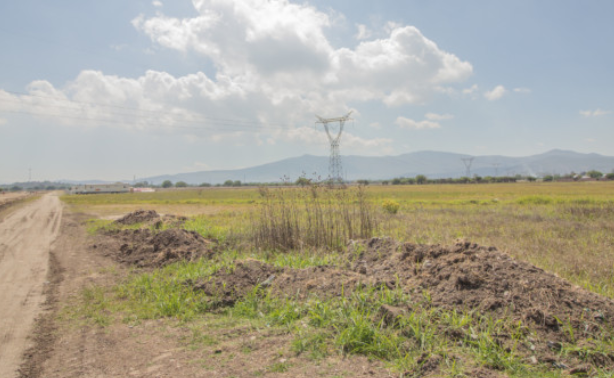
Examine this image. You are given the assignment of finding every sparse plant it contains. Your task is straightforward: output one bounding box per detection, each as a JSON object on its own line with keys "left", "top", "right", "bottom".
{"left": 250, "top": 184, "right": 377, "bottom": 251}
{"left": 382, "top": 199, "right": 400, "bottom": 214}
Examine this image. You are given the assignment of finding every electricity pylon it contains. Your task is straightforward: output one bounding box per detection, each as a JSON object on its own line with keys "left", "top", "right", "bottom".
{"left": 315, "top": 111, "right": 352, "bottom": 185}
{"left": 461, "top": 157, "right": 474, "bottom": 178}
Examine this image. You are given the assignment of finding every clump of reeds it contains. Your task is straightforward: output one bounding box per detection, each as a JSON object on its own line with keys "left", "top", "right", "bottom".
{"left": 250, "top": 184, "right": 377, "bottom": 251}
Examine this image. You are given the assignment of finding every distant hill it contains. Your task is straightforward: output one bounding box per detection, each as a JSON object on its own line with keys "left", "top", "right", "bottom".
{"left": 139, "top": 149, "right": 614, "bottom": 185}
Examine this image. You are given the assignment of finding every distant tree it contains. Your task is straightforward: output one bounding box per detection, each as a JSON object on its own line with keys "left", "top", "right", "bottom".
{"left": 356, "top": 179, "right": 369, "bottom": 186}
{"left": 161, "top": 180, "right": 173, "bottom": 188}
{"left": 543, "top": 175, "right": 554, "bottom": 182}
{"left": 606, "top": 173, "right": 614, "bottom": 180}
{"left": 134, "top": 181, "right": 149, "bottom": 188}
{"left": 199, "top": 182, "right": 211, "bottom": 187}
{"left": 233, "top": 180, "right": 242, "bottom": 187}
{"left": 527, "top": 176, "right": 536, "bottom": 182}
{"left": 10, "top": 185, "right": 22, "bottom": 192}
{"left": 175, "top": 181, "right": 188, "bottom": 188}
{"left": 473, "top": 175, "right": 483, "bottom": 183}
{"left": 223, "top": 180, "right": 234, "bottom": 187}
{"left": 381, "top": 180, "right": 389, "bottom": 186}
{"left": 587, "top": 170, "right": 603, "bottom": 179}
{"left": 415, "top": 175, "right": 427, "bottom": 184}
{"left": 295, "top": 177, "right": 311, "bottom": 186}
{"left": 391, "top": 178, "right": 402, "bottom": 185}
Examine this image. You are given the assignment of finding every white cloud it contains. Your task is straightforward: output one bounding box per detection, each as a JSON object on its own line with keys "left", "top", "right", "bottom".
{"left": 355, "top": 24, "right": 372, "bottom": 40}
{"left": 369, "top": 122, "right": 382, "bottom": 129}
{"left": 484, "top": 85, "right": 507, "bottom": 101}
{"left": 395, "top": 112, "right": 453, "bottom": 130}
{"left": 462, "top": 84, "right": 478, "bottom": 95}
{"left": 152, "top": 0, "right": 163, "bottom": 8}
{"left": 580, "top": 109, "right": 610, "bottom": 117}
{"left": 0, "top": 117, "right": 6, "bottom": 126}
{"left": 132, "top": 0, "right": 473, "bottom": 108}
{"left": 425, "top": 112, "right": 453, "bottom": 121}
{"left": 395, "top": 116, "right": 440, "bottom": 130}
{"left": 1, "top": 1, "right": 473, "bottom": 150}
{"left": 283, "top": 125, "right": 391, "bottom": 150}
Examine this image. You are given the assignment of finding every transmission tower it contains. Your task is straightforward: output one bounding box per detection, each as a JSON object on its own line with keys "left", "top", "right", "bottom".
{"left": 461, "top": 157, "right": 474, "bottom": 178}
{"left": 315, "top": 111, "right": 353, "bottom": 185}
{"left": 493, "top": 162, "right": 500, "bottom": 177}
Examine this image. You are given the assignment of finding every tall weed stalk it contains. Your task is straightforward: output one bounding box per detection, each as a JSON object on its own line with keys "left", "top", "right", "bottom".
{"left": 251, "top": 185, "right": 377, "bottom": 251}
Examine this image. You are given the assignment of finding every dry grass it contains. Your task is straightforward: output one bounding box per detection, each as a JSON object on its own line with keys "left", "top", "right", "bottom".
{"left": 62, "top": 182, "right": 614, "bottom": 297}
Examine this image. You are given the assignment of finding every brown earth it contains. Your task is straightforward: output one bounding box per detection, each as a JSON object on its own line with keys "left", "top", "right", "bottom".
{"left": 188, "top": 237, "right": 614, "bottom": 372}
{"left": 113, "top": 209, "right": 187, "bottom": 229}
{"left": 92, "top": 227, "right": 216, "bottom": 268}
{"left": 18, "top": 210, "right": 389, "bottom": 378}
{"left": 0, "top": 194, "right": 62, "bottom": 378}
{"left": 13, "top": 205, "right": 614, "bottom": 377}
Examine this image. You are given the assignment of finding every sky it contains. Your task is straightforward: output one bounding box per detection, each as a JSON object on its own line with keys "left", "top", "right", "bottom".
{"left": 0, "top": 0, "right": 612, "bottom": 183}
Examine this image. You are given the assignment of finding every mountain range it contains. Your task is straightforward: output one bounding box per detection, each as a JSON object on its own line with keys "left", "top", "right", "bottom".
{"left": 137, "top": 149, "right": 614, "bottom": 185}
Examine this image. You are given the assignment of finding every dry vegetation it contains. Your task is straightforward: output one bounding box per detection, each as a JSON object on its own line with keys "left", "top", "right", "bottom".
{"left": 59, "top": 181, "right": 614, "bottom": 377}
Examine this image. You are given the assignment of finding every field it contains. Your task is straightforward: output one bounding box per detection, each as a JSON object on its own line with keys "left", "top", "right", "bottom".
{"left": 55, "top": 182, "right": 614, "bottom": 377}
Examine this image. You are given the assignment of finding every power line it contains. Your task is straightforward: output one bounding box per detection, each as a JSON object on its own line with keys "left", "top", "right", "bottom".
{"left": 0, "top": 109, "right": 294, "bottom": 133}
{"left": 0, "top": 90, "right": 291, "bottom": 127}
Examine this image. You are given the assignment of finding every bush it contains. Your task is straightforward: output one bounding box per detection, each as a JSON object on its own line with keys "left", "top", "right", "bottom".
{"left": 175, "top": 181, "right": 188, "bottom": 188}
{"left": 382, "top": 199, "right": 400, "bottom": 214}
{"left": 251, "top": 185, "right": 377, "bottom": 251}
{"left": 161, "top": 180, "right": 173, "bottom": 188}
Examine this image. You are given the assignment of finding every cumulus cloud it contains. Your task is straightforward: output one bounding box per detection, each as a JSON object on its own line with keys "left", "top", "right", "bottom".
{"left": 484, "top": 85, "right": 507, "bottom": 101}
{"left": 462, "top": 84, "right": 478, "bottom": 95}
{"left": 283, "top": 125, "right": 391, "bottom": 150}
{"left": 355, "top": 24, "right": 372, "bottom": 40}
{"left": 2, "top": 0, "right": 473, "bottom": 148}
{"left": 395, "top": 116, "right": 440, "bottom": 130}
{"left": 132, "top": 0, "right": 472, "bottom": 108}
{"left": 152, "top": 0, "right": 163, "bottom": 8}
{"left": 395, "top": 112, "right": 453, "bottom": 130}
{"left": 0, "top": 117, "right": 6, "bottom": 126}
{"left": 580, "top": 109, "right": 610, "bottom": 117}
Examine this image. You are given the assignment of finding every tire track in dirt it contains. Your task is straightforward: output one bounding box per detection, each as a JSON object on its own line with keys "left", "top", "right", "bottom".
{"left": 0, "top": 194, "right": 62, "bottom": 378}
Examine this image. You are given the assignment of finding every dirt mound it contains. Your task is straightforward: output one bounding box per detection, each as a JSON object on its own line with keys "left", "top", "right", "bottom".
{"left": 92, "top": 228, "right": 215, "bottom": 268}
{"left": 347, "top": 238, "right": 614, "bottom": 343}
{"left": 195, "top": 259, "right": 368, "bottom": 305}
{"left": 114, "top": 210, "right": 160, "bottom": 225}
{"left": 196, "top": 237, "right": 614, "bottom": 360}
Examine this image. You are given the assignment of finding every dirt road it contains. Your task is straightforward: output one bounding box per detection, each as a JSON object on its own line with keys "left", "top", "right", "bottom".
{"left": 0, "top": 194, "right": 62, "bottom": 378}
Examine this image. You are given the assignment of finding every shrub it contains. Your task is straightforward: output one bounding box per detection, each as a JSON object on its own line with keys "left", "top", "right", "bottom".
{"left": 251, "top": 185, "right": 377, "bottom": 251}
{"left": 382, "top": 199, "right": 400, "bottom": 214}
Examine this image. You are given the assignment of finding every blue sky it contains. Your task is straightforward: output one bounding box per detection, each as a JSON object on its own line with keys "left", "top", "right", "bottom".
{"left": 0, "top": 0, "right": 612, "bottom": 182}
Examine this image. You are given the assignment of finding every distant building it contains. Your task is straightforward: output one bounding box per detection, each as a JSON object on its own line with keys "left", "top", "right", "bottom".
{"left": 131, "top": 187, "right": 155, "bottom": 193}
{"left": 68, "top": 183, "right": 130, "bottom": 195}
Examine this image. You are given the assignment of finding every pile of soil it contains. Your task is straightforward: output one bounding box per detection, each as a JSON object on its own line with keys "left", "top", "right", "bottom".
{"left": 114, "top": 210, "right": 160, "bottom": 225}
{"left": 193, "top": 237, "right": 614, "bottom": 370}
{"left": 194, "top": 259, "right": 367, "bottom": 305}
{"left": 347, "top": 238, "right": 614, "bottom": 342}
{"left": 92, "top": 228, "right": 215, "bottom": 268}
{"left": 114, "top": 210, "right": 187, "bottom": 229}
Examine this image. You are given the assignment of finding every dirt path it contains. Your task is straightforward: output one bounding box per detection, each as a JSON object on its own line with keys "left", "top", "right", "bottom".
{"left": 0, "top": 194, "right": 62, "bottom": 378}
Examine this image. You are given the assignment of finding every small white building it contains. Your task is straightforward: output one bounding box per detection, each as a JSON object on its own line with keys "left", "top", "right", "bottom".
{"left": 68, "top": 183, "right": 130, "bottom": 195}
